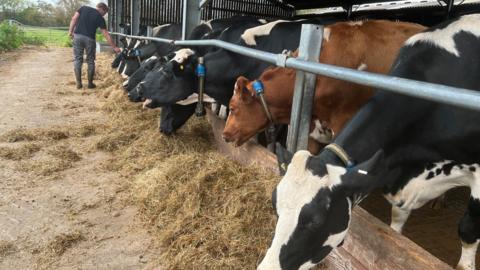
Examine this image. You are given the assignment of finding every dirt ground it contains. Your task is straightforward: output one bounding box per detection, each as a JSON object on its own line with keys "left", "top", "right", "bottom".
{"left": 0, "top": 47, "right": 161, "bottom": 269}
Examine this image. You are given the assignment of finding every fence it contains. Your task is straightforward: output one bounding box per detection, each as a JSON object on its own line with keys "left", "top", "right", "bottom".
{"left": 110, "top": 31, "right": 480, "bottom": 111}
{"left": 107, "top": 0, "right": 294, "bottom": 29}
{"left": 20, "top": 26, "right": 70, "bottom": 46}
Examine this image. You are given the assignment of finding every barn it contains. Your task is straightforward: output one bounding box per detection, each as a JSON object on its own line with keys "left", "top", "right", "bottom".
{"left": 104, "top": 1, "right": 480, "bottom": 269}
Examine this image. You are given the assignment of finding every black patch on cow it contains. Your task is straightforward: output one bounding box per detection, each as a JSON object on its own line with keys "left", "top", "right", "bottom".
{"left": 435, "top": 168, "right": 442, "bottom": 175}
{"left": 441, "top": 162, "right": 458, "bottom": 176}
{"left": 426, "top": 171, "right": 435, "bottom": 180}
{"left": 469, "top": 166, "right": 476, "bottom": 172}
{"left": 458, "top": 197, "right": 480, "bottom": 244}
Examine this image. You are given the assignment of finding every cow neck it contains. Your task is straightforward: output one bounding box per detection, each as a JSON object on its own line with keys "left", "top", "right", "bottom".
{"left": 333, "top": 91, "right": 434, "bottom": 164}
{"left": 257, "top": 68, "right": 296, "bottom": 124}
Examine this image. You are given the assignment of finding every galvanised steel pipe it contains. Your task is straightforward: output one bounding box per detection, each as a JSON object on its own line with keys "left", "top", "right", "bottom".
{"left": 110, "top": 32, "right": 480, "bottom": 111}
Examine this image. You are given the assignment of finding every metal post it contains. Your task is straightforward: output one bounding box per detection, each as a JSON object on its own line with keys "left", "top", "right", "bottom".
{"left": 196, "top": 57, "right": 206, "bottom": 117}
{"left": 286, "top": 24, "right": 324, "bottom": 152}
{"left": 131, "top": 0, "right": 141, "bottom": 35}
{"left": 146, "top": 26, "right": 153, "bottom": 37}
{"left": 115, "top": 0, "right": 123, "bottom": 45}
{"left": 182, "top": 0, "right": 201, "bottom": 40}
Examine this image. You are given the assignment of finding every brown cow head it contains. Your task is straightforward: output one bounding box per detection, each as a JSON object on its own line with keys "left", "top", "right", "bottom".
{"left": 223, "top": 76, "right": 270, "bottom": 146}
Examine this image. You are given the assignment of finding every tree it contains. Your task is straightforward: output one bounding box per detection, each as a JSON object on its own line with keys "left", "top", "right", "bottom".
{"left": 55, "top": 0, "right": 91, "bottom": 26}
{"left": 0, "top": 0, "right": 27, "bottom": 21}
{"left": 0, "top": 0, "right": 26, "bottom": 12}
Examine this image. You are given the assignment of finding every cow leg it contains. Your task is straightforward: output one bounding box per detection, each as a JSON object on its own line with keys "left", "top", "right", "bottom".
{"left": 456, "top": 197, "right": 480, "bottom": 270}
{"left": 390, "top": 205, "right": 411, "bottom": 233}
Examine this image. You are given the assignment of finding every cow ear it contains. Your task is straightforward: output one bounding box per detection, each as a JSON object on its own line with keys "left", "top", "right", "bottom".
{"left": 234, "top": 76, "right": 254, "bottom": 101}
{"left": 275, "top": 142, "right": 294, "bottom": 176}
{"left": 339, "top": 150, "right": 386, "bottom": 195}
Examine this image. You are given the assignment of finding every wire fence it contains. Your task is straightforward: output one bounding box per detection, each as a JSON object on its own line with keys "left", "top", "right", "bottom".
{"left": 20, "top": 25, "right": 71, "bottom": 47}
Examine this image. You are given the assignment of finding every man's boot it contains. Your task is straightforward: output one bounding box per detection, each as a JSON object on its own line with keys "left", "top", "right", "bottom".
{"left": 87, "top": 68, "right": 96, "bottom": 89}
{"left": 74, "top": 68, "right": 82, "bottom": 89}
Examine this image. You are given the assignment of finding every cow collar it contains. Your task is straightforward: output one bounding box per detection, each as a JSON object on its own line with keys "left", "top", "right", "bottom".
{"left": 252, "top": 80, "right": 275, "bottom": 124}
{"left": 324, "top": 143, "right": 355, "bottom": 169}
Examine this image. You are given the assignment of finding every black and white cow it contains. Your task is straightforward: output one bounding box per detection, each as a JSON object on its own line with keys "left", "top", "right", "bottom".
{"left": 123, "top": 54, "right": 166, "bottom": 93}
{"left": 135, "top": 17, "right": 340, "bottom": 109}
{"left": 119, "top": 23, "right": 182, "bottom": 78}
{"left": 259, "top": 14, "right": 480, "bottom": 270}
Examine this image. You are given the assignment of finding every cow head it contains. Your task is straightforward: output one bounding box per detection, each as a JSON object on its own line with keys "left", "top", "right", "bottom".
{"left": 223, "top": 76, "right": 269, "bottom": 146}
{"left": 259, "top": 146, "right": 385, "bottom": 270}
{"left": 124, "top": 55, "right": 165, "bottom": 93}
{"left": 120, "top": 39, "right": 148, "bottom": 78}
{"left": 131, "top": 49, "right": 198, "bottom": 108}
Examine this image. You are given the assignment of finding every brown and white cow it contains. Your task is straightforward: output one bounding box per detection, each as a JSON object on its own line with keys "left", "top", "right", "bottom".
{"left": 223, "top": 20, "right": 426, "bottom": 154}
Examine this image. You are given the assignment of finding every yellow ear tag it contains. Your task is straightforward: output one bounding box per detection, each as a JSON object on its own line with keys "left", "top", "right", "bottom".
{"left": 180, "top": 65, "right": 184, "bottom": 70}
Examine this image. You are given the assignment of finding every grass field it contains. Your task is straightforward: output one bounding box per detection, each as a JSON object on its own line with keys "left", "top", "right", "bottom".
{"left": 22, "top": 26, "right": 105, "bottom": 47}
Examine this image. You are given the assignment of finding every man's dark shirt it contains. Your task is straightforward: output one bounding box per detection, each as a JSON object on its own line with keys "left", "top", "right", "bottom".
{"left": 74, "top": 6, "right": 106, "bottom": 40}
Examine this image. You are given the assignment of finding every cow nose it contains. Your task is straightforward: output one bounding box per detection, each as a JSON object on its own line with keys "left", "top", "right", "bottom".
{"left": 222, "top": 131, "right": 232, "bottom": 142}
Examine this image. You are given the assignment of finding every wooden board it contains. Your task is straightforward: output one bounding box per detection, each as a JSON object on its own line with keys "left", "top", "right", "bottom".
{"left": 206, "top": 110, "right": 453, "bottom": 270}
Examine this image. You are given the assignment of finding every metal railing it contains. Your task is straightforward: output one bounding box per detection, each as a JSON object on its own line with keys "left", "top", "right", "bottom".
{"left": 109, "top": 31, "right": 480, "bottom": 111}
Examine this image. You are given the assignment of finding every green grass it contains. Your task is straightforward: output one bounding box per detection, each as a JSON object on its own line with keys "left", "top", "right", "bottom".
{"left": 22, "top": 26, "right": 70, "bottom": 47}
{"left": 21, "top": 26, "right": 106, "bottom": 47}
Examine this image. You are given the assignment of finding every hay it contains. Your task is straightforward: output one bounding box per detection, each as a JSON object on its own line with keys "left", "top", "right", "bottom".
{"left": 0, "top": 123, "right": 101, "bottom": 143}
{"left": 0, "top": 143, "right": 41, "bottom": 160}
{"left": 18, "top": 145, "right": 81, "bottom": 176}
{"left": 46, "top": 231, "right": 85, "bottom": 256}
{"left": 34, "top": 53, "right": 282, "bottom": 269}
{"left": 0, "top": 128, "right": 69, "bottom": 143}
{"left": 133, "top": 152, "right": 279, "bottom": 269}
{"left": 0, "top": 240, "right": 15, "bottom": 257}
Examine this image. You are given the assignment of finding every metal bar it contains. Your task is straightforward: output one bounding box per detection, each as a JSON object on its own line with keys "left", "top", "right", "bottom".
{"left": 131, "top": 0, "right": 140, "bottom": 34}
{"left": 108, "top": 32, "right": 480, "bottom": 111}
{"left": 200, "top": 0, "right": 213, "bottom": 8}
{"left": 287, "top": 24, "right": 324, "bottom": 152}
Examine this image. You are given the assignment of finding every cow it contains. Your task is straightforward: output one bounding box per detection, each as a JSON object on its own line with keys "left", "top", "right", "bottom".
{"left": 123, "top": 54, "right": 166, "bottom": 93}
{"left": 135, "top": 17, "right": 340, "bottom": 110}
{"left": 222, "top": 20, "right": 425, "bottom": 154}
{"left": 123, "top": 16, "right": 265, "bottom": 84}
{"left": 126, "top": 17, "right": 266, "bottom": 135}
{"left": 119, "top": 23, "right": 182, "bottom": 78}
{"left": 258, "top": 14, "right": 480, "bottom": 270}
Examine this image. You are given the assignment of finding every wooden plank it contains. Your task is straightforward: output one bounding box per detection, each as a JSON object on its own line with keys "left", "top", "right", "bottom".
{"left": 344, "top": 207, "right": 452, "bottom": 270}
{"left": 206, "top": 110, "right": 452, "bottom": 270}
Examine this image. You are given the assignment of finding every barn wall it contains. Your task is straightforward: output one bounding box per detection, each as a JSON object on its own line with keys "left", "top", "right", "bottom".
{"left": 107, "top": 0, "right": 294, "bottom": 31}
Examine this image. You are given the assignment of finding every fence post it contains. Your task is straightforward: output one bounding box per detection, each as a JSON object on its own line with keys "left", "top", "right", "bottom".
{"left": 131, "top": 0, "right": 141, "bottom": 35}
{"left": 115, "top": 0, "right": 123, "bottom": 45}
{"left": 182, "top": 0, "right": 201, "bottom": 40}
{"left": 286, "top": 24, "right": 324, "bottom": 152}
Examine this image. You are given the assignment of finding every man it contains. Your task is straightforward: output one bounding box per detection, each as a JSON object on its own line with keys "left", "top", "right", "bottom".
{"left": 68, "top": 3, "right": 121, "bottom": 89}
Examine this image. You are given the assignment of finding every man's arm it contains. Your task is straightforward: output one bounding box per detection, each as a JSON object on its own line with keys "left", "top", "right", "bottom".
{"left": 68, "top": 12, "right": 80, "bottom": 38}
{"left": 101, "top": 29, "right": 121, "bottom": 53}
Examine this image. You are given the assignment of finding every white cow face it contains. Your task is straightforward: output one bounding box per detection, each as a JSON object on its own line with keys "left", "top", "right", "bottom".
{"left": 260, "top": 148, "right": 385, "bottom": 270}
